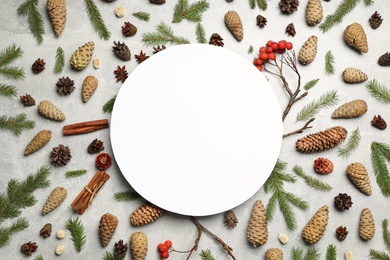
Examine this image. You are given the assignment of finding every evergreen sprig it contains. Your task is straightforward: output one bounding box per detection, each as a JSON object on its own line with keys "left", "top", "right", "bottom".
{"left": 338, "top": 127, "right": 360, "bottom": 158}
{"left": 0, "top": 113, "right": 35, "bottom": 135}
{"left": 325, "top": 51, "right": 335, "bottom": 75}
{"left": 132, "top": 11, "right": 150, "bottom": 21}
{"left": 305, "top": 247, "right": 321, "bottom": 260}
{"left": 66, "top": 217, "right": 87, "bottom": 252}
{"left": 65, "top": 169, "right": 87, "bottom": 178}
{"left": 292, "top": 247, "right": 304, "bottom": 260}
{"left": 0, "top": 44, "right": 23, "bottom": 67}
{"left": 249, "top": 0, "right": 256, "bottom": 9}
{"left": 54, "top": 47, "right": 65, "bottom": 74}
{"left": 0, "top": 217, "right": 28, "bottom": 247}
{"left": 249, "top": 0, "right": 267, "bottom": 10}
{"left": 142, "top": 21, "right": 190, "bottom": 46}
{"left": 195, "top": 23, "right": 207, "bottom": 43}
{"left": 103, "top": 95, "right": 116, "bottom": 113}
{"left": 326, "top": 244, "right": 337, "bottom": 260}
{"left": 83, "top": 0, "right": 111, "bottom": 40}
{"left": 114, "top": 191, "right": 140, "bottom": 201}
{"left": 383, "top": 219, "right": 390, "bottom": 251}
{"left": 103, "top": 252, "right": 114, "bottom": 260}
{"left": 319, "top": 0, "right": 360, "bottom": 33}
{"left": 0, "top": 66, "right": 25, "bottom": 80}
{"left": 293, "top": 165, "right": 332, "bottom": 191}
{"left": 264, "top": 160, "right": 309, "bottom": 230}
{"left": 366, "top": 80, "right": 390, "bottom": 104}
{"left": 364, "top": 0, "right": 374, "bottom": 5}
{"left": 172, "top": 0, "right": 210, "bottom": 23}
{"left": 17, "top": 0, "right": 45, "bottom": 44}
{"left": 0, "top": 84, "right": 17, "bottom": 98}
{"left": 303, "top": 79, "right": 319, "bottom": 91}
{"left": 371, "top": 142, "right": 390, "bottom": 196}
{"left": 369, "top": 250, "right": 390, "bottom": 260}
{"left": 34, "top": 255, "right": 44, "bottom": 260}
{"left": 296, "top": 90, "right": 339, "bottom": 121}
{"left": 200, "top": 249, "right": 216, "bottom": 260}
{"left": 248, "top": 45, "right": 254, "bottom": 54}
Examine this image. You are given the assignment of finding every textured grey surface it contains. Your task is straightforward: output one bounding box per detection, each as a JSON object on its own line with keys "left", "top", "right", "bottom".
{"left": 0, "top": 0, "right": 390, "bottom": 259}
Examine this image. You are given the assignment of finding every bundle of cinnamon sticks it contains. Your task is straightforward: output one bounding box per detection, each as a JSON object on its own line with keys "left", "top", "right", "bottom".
{"left": 63, "top": 119, "right": 109, "bottom": 136}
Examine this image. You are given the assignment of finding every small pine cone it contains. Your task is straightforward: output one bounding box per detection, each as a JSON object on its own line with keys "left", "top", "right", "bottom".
{"left": 359, "top": 208, "right": 375, "bottom": 240}
{"left": 42, "top": 187, "right": 67, "bottom": 215}
{"left": 247, "top": 200, "right": 268, "bottom": 247}
{"left": 81, "top": 75, "right": 98, "bottom": 102}
{"left": 224, "top": 210, "right": 238, "bottom": 228}
{"left": 378, "top": 52, "right": 390, "bottom": 66}
{"left": 149, "top": 0, "right": 165, "bottom": 4}
{"left": 56, "top": 76, "right": 75, "bottom": 95}
{"left": 346, "top": 250, "right": 354, "bottom": 260}
{"left": 224, "top": 10, "right": 244, "bottom": 41}
{"left": 305, "top": 0, "right": 323, "bottom": 26}
{"left": 24, "top": 130, "right": 52, "bottom": 156}
{"left": 265, "top": 248, "right": 283, "bottom": 260}
{"left": 20, "top": 94, "right": 36, "bottom": 106}
{"left": 130, "top": 232, "right": 148, "bottom": 260}
{"left": 153, "top": 45, "right": 166, "bottom": 54}
{"left": 114, "top": 239, "right": 128, "bottom": 260}
{"left": 298, "top": 35, "right": 318, "bottom": 65}
{"left": 296, "top": 126, "right": 347, "bottom": 153}
{"left": 113, "top": 41, "right": 131, "bottom": 61}
{"left": 32, "top": 58, "right": 46, "bottom": 74}
{"left": 122, "top": 22, "right": 137, "bottom": 37}
{"left": 21, "top": 241, "right": 38, "bottom": 256}
{"left": 343, "top": 22, "right": 368, "bottom": 53}
{"left": 369, "top": 11, "right": 382, "bottom": 29}
{"left": 335, "top": 226, "right": 348, "bottom": 241}
{"left": 279, "top": 0, "right": 300, "bottom": 14}
{"left": 70, "top": 41, "right": 94, "bottom": 70}
{"left": 209, "top": 33, "right": 224, "bottom": 47}
{"left": 285, "top": 22, "right": 296, "bottom": 36}
{"left": 342, "top": 67, "right": 368, "bottom": 83}
{"left": 88, "top": 139, "right": 104, "bottom": 154}
{"left": 346, "top": 162, "right": 372, "bottom": 196}
{"left": 38, "top": 100, "right": 66, "bottom": 121}
{"left": 40, "top": 223, "right": 52, "bottom": 238}
{"left": 334, "top": 193, "right": 353, "bottom": 211}
{"left": 331, "top": 99, "right": 368, "bottom": 119}
{"left": 99, "top": 213, "right": 119, "bottom": 247}
{"left": 256, "top": 15, "right": 267, "bottom": 28}
{"left": 50, "top": 144, "right": 71, "bottom": 166}
{"left": 302, "top": 205, "right": 329, "bottom": 244}
{"left": 371, "top": 115, "right": 387, "bottom": 130}
{"left": 130, "top": 203, "right": 163, "bottom": 226}
{"left": 313, "top": 157, "right": 334, "bottom": 174}
{"left": 47, "top": 0, "right": 67, "bottom": 37}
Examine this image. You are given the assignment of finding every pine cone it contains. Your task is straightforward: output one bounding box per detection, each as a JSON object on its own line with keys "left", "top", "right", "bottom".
{"left": 24, "top": 130, "right": 52, "bottom": 156}
{"left": 32, "top": 58, "right": 46, "bottom": 74}
{"left": 114, "top": 239, "right": 128, "bottom": 260}
{"left": 298, "top": 35, "right": 318, "bottom": 65}
{"left": 130, "top": 232, "right": 148, "bottom": 260}
{"left": 302, "top": 205, "right": 329, "bottom": 244}
{"left": 122, "top": 22, "right": 137, "bottom": 37}
{"left": 335, "top": 226, "right": 348, "bottom": 241}
{"left": 224, "top": 210, "right": 238, "bottom": 228}
{"left": 296, "top": 126, "right": 347, "bottom": 153}
{"left": 130, "top": 203, "right": 163, "bottom": 226}
{"left": 40, "top": 223, "right": 52, "bottom": 238}
{"left": 70, "top": 41, "right": 95, "bottom": 70}
{"left": 265, "top": 248, "right": 283, "bottom": 260}
{"left": 369, "top": 11, "right": 382, "bottom": 29}
{"left": 153, "top": 45, "right": 166, "bottom": 54}
{"left": 88, "top": 139, "right": 104, "bottom": 154}
{"left": 345, "top": 251, "right": 354, "bottom": 260}
{"left": 21, "top": 241, "right": 38, "bottom": 256}
{"left": 285, "top": 22, "right": 296, "bottom": 36}
{"left": 56, "top": 76, "right": 75, "bottom": 95}
{"left": 343, "top": 22, "right": 368, "bottom": 53}
{"left": 113, "top": 41, "right": 131, "bottom": 61}
{"left": 342, "top": 67, "right": 368, "bottom": 83}
{"left": 149, "top": 0, "right": 165, "bottom": 4}
{"left": 371, "top": 115, "right": 387, "bottom": 130}
{"left": 346, "top": 162, "right": 372, "bottom": 195}
{"left": 279, "top": 0, "right": 299, "bottom": 14}
{"left": 378, "top": 52, "right": 390, "bottom": 66}
{"left": 224, "top": 10, "right": 244, "bottom": 41}
{"left": 209, "top": 33, "right": 224, "bottom": 47}
{"left": 256, "top": 15, "right": 267, "bottom": 28}
{"left": 359, "top": 208, "right": 375, "bottom": 240}
{"left": 334, "top": 193, "right": 353, "bottom": 211}
{"left": 47, "top": 0, "right": 67, "bottom": 37}
{"left": 331, "top": 99, "right": 368, "bottom": 119}
{"left": 38, "top": 100, "right": 66, "bottom": 121}
{"left": 247, "top": 200, "right": 268, "bottom": 247}
{"left": 313, "top": 157, "right": 333, "bottom": 174}
{"left": 99, "top": 213, "right": 119, "bottom": 247}
{"left": 20, "top": 94, "right": 36, "bottom": 106}
{"left": 50, "top": 144, "right": 71, "bottom": 166}
{"left": 42, "top": 186, "right": 67, "bottom": 215}
{"left": 81, "top": 75, "right": 98, "bottom": 102}
{"left": 305, "top": 0, "right": 323, "bottom": 26}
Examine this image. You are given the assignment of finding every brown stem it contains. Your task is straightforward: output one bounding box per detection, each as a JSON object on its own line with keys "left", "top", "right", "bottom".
{"left": 186, "top": 217, "right": 203, "bottom": 260}
{"left": 282, "top": 118, "right": 315, "bottom": 138}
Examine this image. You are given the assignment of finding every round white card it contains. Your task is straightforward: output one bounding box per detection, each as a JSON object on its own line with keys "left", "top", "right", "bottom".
{"left": 111, "top": 44, "right": 282, "bottom": 216}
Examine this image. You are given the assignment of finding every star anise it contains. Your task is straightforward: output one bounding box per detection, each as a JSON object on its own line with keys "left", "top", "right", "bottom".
{"left": 152, "top": 45, "right": 166, "bottom": 54}
{"left": 114, "top": 65, "right": 128, "bottom": 83}
{"left": 135, "top": 51, "right": 150, "bottom": 64}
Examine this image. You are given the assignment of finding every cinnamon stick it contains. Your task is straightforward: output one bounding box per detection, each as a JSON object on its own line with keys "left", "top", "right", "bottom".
{"left": 63, "top": 119, "right": 109, "bottom": 136}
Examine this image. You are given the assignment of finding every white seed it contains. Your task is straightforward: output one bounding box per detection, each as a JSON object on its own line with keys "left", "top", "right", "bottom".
{"left": 115, "top": 6, "right": 125, "bottom": 18}
{"left": 55, "top": 244, "right": 65, "bottom": 255}
{"left": 278, "top": 233, "right": 289, "bottom": 244}
{"left": 56, "top": 230, "right": 65, "bottom": 239}
{"left": 93, "top": 56, "right": 100, "bottom": 69}
{"left": 345, "top": 250, "right": 353, "bottom": 260}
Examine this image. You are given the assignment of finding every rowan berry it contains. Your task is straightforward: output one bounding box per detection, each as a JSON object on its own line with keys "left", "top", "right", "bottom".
{"left": 270, "top": 42, "right": 279, "bottom": 50}
{"left": 266, "top": 40, "right": 273, "bottom": 47}
{"left": 259, "top": 46, "right": 267, "bottom": 53}
{"left": 160, "top": 251, "right": 170, "bottom": 259}
{"left": 266, "top": 47, "right": 273, "bottom": 54}
{"left": 256, "top": 65, "right": 263, "bottom": 71}
{"left": 268, "top": 52, "right": 276, "bottom": 60}
{"left": 158, "top": 244, "right": 168, "bottom": 253}
{"left": 278, "top": 41, "right": 286, "bottom": 50}
{"left": 157, "top": 243, "right": 165, "bottom": 252}
{"left": 164, "top": 240, "right": 173, "bottom": 249}
{"left": 259, "top": 52, "right": 268, "bottom": 60}
{"left": 253, "top": 59, "right": 263, "bottom": 66}
{"left": 286, "top": 42, "right": 293, "bottom": 50}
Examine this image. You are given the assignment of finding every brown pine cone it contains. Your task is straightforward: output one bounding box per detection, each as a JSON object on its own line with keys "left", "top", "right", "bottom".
{"left": 256, "top": 15, "right": 267, "bottom": 28}
{"left": 50, "top": 144, "right": 71, "bottom": 166}
{"left": 334, "top": 193, "right": 352, "bottom": 211}
{"left": 285, "top": 22, "right": 296, "bottom": 36}
{"left": 224, "top": 210, "right": 238, "bottom": 228}
{"left": 209, "top": 33, "right": 224, "bottom": 47}
{"left": 56, "top": 76, "right": 75, "bottom": 95}
{"left": 20, "top": 94, "right": 35, "bottom": 106}
{"left": 21, "top": 241, "right": 38, "bottom": 256}
{"left": 369, "top": 11, "right": 383, "bottom": 29}
{"left": 335, "top": 226, "right": 348, "bottom": 241}
{"left": 279, "top": 0, "right": 300, "bottom": 14}
{"left": 302, "top": 205, "right": 329, "bottom": 244}
{"left": 32, "top": 58, "right": 46, "bottom": 74}
{"left": 88, "top": 139, "right": 104, "bottom": 154}
{"left": 247, "top": 200, "right": 268, "bottom": 247}
{"left": 122, "top": 22, "right": 137, "bottom": 37}
{"left": 296, "top": 126, "right": 347, "bottom": 153}
{"left": 265, "top": 248, "right": 283, "bottom": 260}
{"left": 359, "top": 208, "right": 375, "bottom": 240}
{"left": 40, "top": 223, "right": 52, "bottom": 238}
{"left": 150, "top": 0, "right": 165, "bottom": 4}
{"left": 114, "top": 239, "right": 128, "bottom": 260}
{"left": 378, "top": 52, "right": 390, "bottom": 66}
{"left": 130, "top": 203, "right": 163, "bottom": 226}
{"left": 113, "top": 41, "right": 131, "bottom": 61}
{"left": 99, "top": 213, "right": 119, "bottom": 247}
{"left": 313, "top": 157, "right": 334, "bottom": 174}
{"left": 371, "top": 115, "right": 387, "bottom": 130}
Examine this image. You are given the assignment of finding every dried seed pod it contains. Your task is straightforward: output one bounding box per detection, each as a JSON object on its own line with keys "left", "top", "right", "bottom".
{"left": 24, "top": 130, "right": 52, "bottom": 156}
{"left": 115, "top": 6, "right": 125, "bottom": 18}
{"left": 130, "top": 203, "right": 163, "bottom": 226}
{"left": 302, "top": 205, "right": 329, "bottom": 244}
{"left": 296, "top": 126, "right": 347, "bottom": 153}
{"left": 343, "top": 22, "right": 368, "bottom": 53}
{"left": 265, "top": 248, "right": 283, "bottom": 260}
{"left": 278, "top": 233, "right": 289, "bottom": 244}
{"left": 55, "top": 244, "right": 65, "bottom": 255}
{"left": 331, "top": 99, "right": 368, "bottom": 119}
{"left": 342, "top": 68, "right": 368, "bottom": 83}
{"left": 247, "top": 200, "right": 268, "bottom": 247}
{"left": 224, "top": 10, "right": 243, "bottom": 41}
{"left": 298, "top": 35, "right": 318, "bottom": 65}
{"left": 130, "top": 232, "right": 148, "bottom": 260}
{"left": 56, "top": 230, "right": 65, "bottom": 239}
{"left": 305, "top": 0, "right": 323, "bottom": 26}
{"left": 346, "top": 162, "right": 372, "bottom": 196}
{"left": 359, "top": 208, "right": 375, "bottom": 240}
{"left": 93, "top": 56, "right": 101, "bottom": 69}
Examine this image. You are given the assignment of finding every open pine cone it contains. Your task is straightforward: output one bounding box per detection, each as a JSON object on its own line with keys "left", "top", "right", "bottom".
{"left": 21, "top": 242, "right": 38, "bottom": 256}
{"left": 20, "top": 94, "right": 35, "bottom": 106}
{"left": 335, "top": 226, "right": 348, "bottom": 241}
{"left": 50, "top": 144, "right": 71, "bottom": 166}
{"left": 56, "top": 76, "right": 75, "bottom": 95}
{"left": 122, "top": 22, "right": 137, "bottom": 36}
{"left": 334, "top": 193, "right": 353, "bottom": 211}
{"left": 32, "top": 58, "right": 46, "bottom": 74}
{"left": 88, "top": 139, "right": 104, "bottom": 154}
{"left": 209, "top": 33, "right": 224, "bottom": 47}
{"left": 371, "top": 115, "right": 387, "bottom": 130}
{"left": 256, "top": 15, "right": 267, "bottom": 28}
{"left": 114, "top": 239, "right": 128, "bottom": 260}
{"left": 224, "top": 210, "right": 238, "bottom": 228}
{"left": 279, "top": 0, "right": 299, "bottom": 14}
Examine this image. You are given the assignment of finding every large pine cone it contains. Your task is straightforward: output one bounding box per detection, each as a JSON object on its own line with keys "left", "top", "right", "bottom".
{"left": 359, "top": 208, "right": 375, "bottom": 240}
{"left": 50, "top": 144, "right": 71, "bottom": 166}
{"left": 247, "top": 200, "right": 268, "bottom": 247}
{"left": 296, "top": 126, "right": 347, "bottom": 153}
{"left": 346, "top": 162, "right": 372, "bottom": 195}
{"left": 279, "top": 0, "right": 300, "bottom": 14}
{"left": 130, "top": 232, "right": 148, "bottom": 260}
{"left": 302, "top": 205, "right": 329, "bottom": 244}
{"left": 334, "top": 193, "right": 353, "bottom": 211}
{"left": 130, "top": 203, "right": 163, "bottom": 226}
{"left": 265, "top": 248, "right": 283, "bottom": 260}
{"left": 99, "top": 213, "right": 119, "bottom": 247}
{"left": 56, "top": 76, "right": 75, "bottom": 95}
{"left": 113, "top": 41, "right": 131, "bottom": 61}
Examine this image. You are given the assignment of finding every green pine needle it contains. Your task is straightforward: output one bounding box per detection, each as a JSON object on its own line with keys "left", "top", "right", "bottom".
{"left": 303, "top": 79, "right": 320, "bottom": 90}
{"left": 293, "top": 165, "right": 332, "bottom": 191}
{"left": 65, "top": 169, "right": 87, "bottom": 178}
{"left": 132, "top": 11, "right": 150, "bottom": 21}
{"left": 195, "top": 23, "right": 207, "bottom": 44}
{"left": 369, "top": 249, "right": 390, "bottom": 260}
{"left": 256, "top": 0, "right": 267, "bottom": 10}
{"left": 200, "top": 249, "right": 215, "bottom": 260}
{"left": 325, "top": 50, "right": 335, "bottom": 75}
{"left": 0, "top": 84, "right": 17, "bottom": 98}
{"left": 292, "top": 247, "right": 304, "bottom": 260}
{"left": 103, "top": 95, "right": 116, "bottom": 113}
{"left": 0, "top": 44, "right": 23, "bottom": 67}
{"left": 326, "top": 244, "right": 337, "bottom": 260}
{"left": 248, "top": 45, "right": 254, "bottom": 54}
{"left": 17, "top": 0, "right": 45, "bottom": 44}
{"left": 338, "top": 128, "right": 360, "bottom": 158}
{"left": 0, "top": 66, "right": 25, "bottom": 80}
{"left": 371, "top": 142, "right": 390, "bottom": 196}
{"left": 0, "top": 113, "right": 35, "bottom": 135}
{"left": 34, "top": 255, "right": 44, "bottom": 260}
{"left": 366, "top": 79, "right": 390, "bottom": 104}
{"left": 142, "top": 21, "right": 190, "bottom": 46}
{"left": 383, "top": 219, "right": 390, "bottom": 251}
{"left": 114, "top": 191, "right": 140, "bottom": 201}
{"left": 66, "top": 217, "right": 87, "bottom": 252}
{"left": 173, "top": 0, "right": 210, "bottom": 23}
{"left": 305, "top": 247, "right": 321, "bottom": 260}
{"left": 54, "top": 47, "right": 65, "bottom": 74}
{"left": 319, "top": 0, "right": 360, "bottom": 33}
{"left": 249, "top": 0, "right": 255, "bottom": 9}
{"left": 103, "top": 252, "right": 114, "bottom": 260}
{"left": 83, "top": 0, "right": 111, "bottom": 40}
{"left": 364, "top": 0, "right": 374, "bottom": 5}
{"left": 0, "top": 218, "right": 29, "bottom": 247}
{"left": 296, "top": 90, "right": 339, "bottom": 121}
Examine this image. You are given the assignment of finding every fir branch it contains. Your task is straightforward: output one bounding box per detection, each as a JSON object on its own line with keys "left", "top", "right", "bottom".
{"left": 325, "top": 50, "right": 335, "bottom": 75}
{"left": 364, "top": 0, "right": 374, "bottom": 5}
{"left": 200, "top": 249, "right": 216, "bottom": 260}
{"left": 0, "top": 66, "right": 25, "bottom": 80}
{"left": 103, "top": 252, "right": 114, "bottom": 260}
{"left": 66, "top": 217, "right": 87, "bottom": 252}
{"left": 132, "top": 11, "right": 150, "bottom": 21}
{"left": 172, "top": 0, "right": 210, "bottom": 23}
{"left": 0, "top": 113, "right": 35, "bottom": 135}
{"left": 103, "top": 95, "right": 116, "bottom": 113}
{"left": 303, "top": 79, "right": 319, "bottom": 91}
{"left": 17, "top": 0, "right": 45, "bottom": 44}
{"left": 319, "top": 0, "right": 360, "bottom": 33}
{"left": 0, "top": 217, "right": 28, "bottom": 247}
{"left": 256, "top": 0, "right": 267, "bottom": 10}
{"left": 278, "top": 193, "right": 297, "bottom": 230}
{"left": 293, "top": 165, "right": 332, "bottom": 191}
{"left": 114, "top": 191, "right": 140, "bottom": 201}
{"left": 371, "top": 142, "right": 390, "bottom": 196}
{"left": 34, "top": 255, "right": 44, "bottom": 260}
{"left": 65, "top": 169, "right": 87, "bottom": 178}
{"left": 326, "top": 244, "right": 337, "bottom": 260}
{"left": 292, "top": 247, "right": 304, "bottom": 260}
{"left": 83, "top": 0, "right": 111, "bottom": 40}
{"left": 338, "top": 127, "right": 360, "bottom": 158}
{"left": 54, "top": 47, "right": 65, "bottom": 74}
{"left": 249, "top": 0, "right": 256, "bottom": 9}
{"left": 195, "top": 23, "right": 207, "bottom": 44}
{"left": 378, "top": 143, "right": 390, "bottom": 162}
{"left": 0, "top": 84, "right": 17, "bottom": 98}
{"left": 296, "top": 90, "right": 339, "bottom": 121}
{"left": 383, "top": 219, "right": 390, "bottom": 251}
{"left": 248, "top": 45, "right": 254, "bottom": 54}
{"left": 265, "top": 192, "right": 278, "bottom": 221}
{"left": 305, "top": 247, "right": 321, "bottom": 260}
{"left": 369, "top": 249, "right": 390, "bottom": 260}
{"left": 0, "top": 44, "right": 23, "bottom": 67}
{"left": 142, "top": 21, "right": 190, "bottom": 46}
{"left": 366, "top": 80, "right": 390, "bottom": 104}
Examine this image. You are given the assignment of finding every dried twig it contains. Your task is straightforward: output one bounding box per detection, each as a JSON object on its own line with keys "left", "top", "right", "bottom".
{"left": 283, "top": 118, "right": 315, "bottom": 138}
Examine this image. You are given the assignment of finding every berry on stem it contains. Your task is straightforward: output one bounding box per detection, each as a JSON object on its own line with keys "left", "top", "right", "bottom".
{"left": 160, "top": 251, "right": 169, "bottom": 259}
{"left": 164, "top": 240, "right": 172, "bottom": 249}
{"left": 259, "top": 52, "right": 268, "bottom": 60}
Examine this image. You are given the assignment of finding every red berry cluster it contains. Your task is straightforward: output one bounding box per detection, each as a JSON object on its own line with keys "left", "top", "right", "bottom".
{"left": 253, "top": 40, "right": 293, "bottom": 71}
{"left": 157, "top": 240, "right": 173, "bottom": 259}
